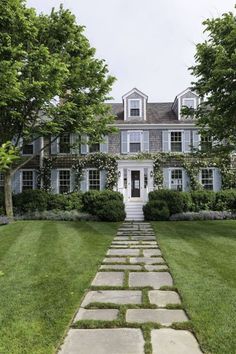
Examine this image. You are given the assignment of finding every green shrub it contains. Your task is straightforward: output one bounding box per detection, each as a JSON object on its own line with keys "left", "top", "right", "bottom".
{"left": 179, "top": 192, "right": 193, "bottom": 212}
{"left": 143, "top": 200, "right": 170, "bottom": 221}
{"left": 96, "top": 199, "right": 126, "bottom": 221}
{"left": 82, "top": 190, "right": 100, "bottom": 214}
{"left": 214, "top": 189, "right": 236, "bottom": 211}
{"left": 190, "top": 190, "right": 216, "bottom": 212}
{"left": 0, "top": 192, "right": 5, "bottom": 215}
{"left": 13, "top": 190, "right": 50, "bottom": 213}
{"left": 148, "top": 190, "right": 184, "bottom": 215}
{"left": 48, "top": 192, "right": 83, "bottom": 211}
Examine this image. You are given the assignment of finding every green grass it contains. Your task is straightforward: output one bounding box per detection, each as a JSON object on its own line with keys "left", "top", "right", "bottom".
{"left": 152, "top": 220, "right": 236, "bottom": 354}
{"left": 0, "top": 220, "right": 119, "bottom": 354}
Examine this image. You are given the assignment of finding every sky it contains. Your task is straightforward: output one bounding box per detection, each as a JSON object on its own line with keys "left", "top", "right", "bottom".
{"left": 27, "top": 0, "right": 235, "bottom": 102}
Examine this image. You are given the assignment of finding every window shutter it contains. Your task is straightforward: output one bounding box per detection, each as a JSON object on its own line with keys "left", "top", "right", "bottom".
{"left": 51, "top": 169, "right": 58, "bottom": 193}
{"left": 121, "top": 131, "right": 128, "bottom": 154}
{"left": 100, "top": 136, "right": 108, "bottom": 153}
{"left": 162, "top": 168, "right": 170, "bottom": 189}
{"left": 71, "top": 134, "right": 80, "bottom": 154}
{"left": 34, "top": 137, "right": 42, "bottom": 155}
{"left": 80, "top": 169, "right": 88, "bottom": 191}
{"left": 213, "top": 169, "right": 221, "bottom": 191}
{"left": 81, "top": 135, "right": 88, "bottom": 154}
{"left": 51, "top": 136, "right": 59, "bottom": 154}
{"left": 34, "top": 170, "right": 40, "bottom": 189}
{"left": 12, "top": 170, "right": 21, "bottom": 194}
{"left": 70, "top": 169, "right": 76, "bottom": 191}
{"left": 143, "top": 131, "right": 149, "bottom": 152}
{"left": 192, "top": 131, "right": 200, "bottom": 151}
{"left": 184, "top": 130, "right": 191, "bottom": 152}
{"left": 100, "top": 170, "right": 107, "bottom": 190}
{"left": 162, "top": 131, "right": 169, "bottom": 152}
{"left": 183, "top": 170, "right": 190, "bottom": 191}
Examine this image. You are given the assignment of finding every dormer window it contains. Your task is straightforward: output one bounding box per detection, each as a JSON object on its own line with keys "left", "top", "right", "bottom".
{"left": 182, "top": 98, "right": 196, "bottom": 109}
{"left": 129, "top": 99, "right": 141, "bottom": 117}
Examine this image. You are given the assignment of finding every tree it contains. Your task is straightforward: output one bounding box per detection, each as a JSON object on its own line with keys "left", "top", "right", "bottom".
{"left": 188, "top": 9, "right": 236, "bottom": 151}
{"left": 0, "top": 0, "right": 115, "bottom": 218}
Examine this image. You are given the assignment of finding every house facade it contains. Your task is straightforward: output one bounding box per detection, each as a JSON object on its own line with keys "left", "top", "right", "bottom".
{"left": 0, "top": 88, "right": 224, "bottom": 220}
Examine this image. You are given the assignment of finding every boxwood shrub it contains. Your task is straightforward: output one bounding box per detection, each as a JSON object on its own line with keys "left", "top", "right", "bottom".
{"left": 190, "top": 190, "right": 215, "bottom": 212}
{"left": 214, "top": 189, "right": 236, "bottom": 211}
{"left": 148, "top": 190, "right": 185, "bottom": 215}
{"left": 143, "top": 200, "right": 170, "bottom": 221}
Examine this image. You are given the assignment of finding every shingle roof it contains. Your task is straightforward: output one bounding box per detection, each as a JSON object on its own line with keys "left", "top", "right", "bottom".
{"left": 108, "top": 102, "right": 194, "bottom": 124}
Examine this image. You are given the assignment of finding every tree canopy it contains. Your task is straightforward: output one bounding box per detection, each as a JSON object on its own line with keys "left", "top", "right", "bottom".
{"left": 189, "top": 9, "right": 236, "bottom": 151}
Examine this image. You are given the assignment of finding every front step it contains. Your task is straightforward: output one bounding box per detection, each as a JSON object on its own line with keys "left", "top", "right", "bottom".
{"left": 125, "top": 202, "right": 145, "bottom": 221}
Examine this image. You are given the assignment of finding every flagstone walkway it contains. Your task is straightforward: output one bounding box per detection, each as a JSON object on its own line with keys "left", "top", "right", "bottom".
{"left": 58, "top": 222, "right": 203, "bottom": 354}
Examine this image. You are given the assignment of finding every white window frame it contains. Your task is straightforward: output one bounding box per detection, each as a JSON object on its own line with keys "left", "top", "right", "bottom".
{"left": 87, "top": 168, "right": 101, "bottom": 191}
{"left": 127, "top": 130, "right": 143, "bottom": 153}
{"left": 128, "top": 99, "right": 142, "bottom": 118}
{"left": 20, "top": 169, "right": 35, "bottom": 192}
{"left": 58, "top": 133, "right": 71, "bottom": 155}
{"left": 58, "top": 168, "right": 71, "bottom": 194}
{"left": 169, "top": 167, "right": 185, "bottom": 191}
{"left": 199, "top": 168, "right": 214, "bottom": 191}
{"left": 22, "top": 140, "right": 35, "bottom": 156}
{"left": 182, "top": 98, "right": 197, "bottom": 109}
{"left": 169, "top": 130, "right": 184, "bottom": 153}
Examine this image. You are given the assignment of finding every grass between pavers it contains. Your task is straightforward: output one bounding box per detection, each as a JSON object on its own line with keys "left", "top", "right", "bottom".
{"left": 152, "top": 220, "right": 236, "bottom": 354}
{"left": 0, "top": 220, "right": 120, "bottom": 354}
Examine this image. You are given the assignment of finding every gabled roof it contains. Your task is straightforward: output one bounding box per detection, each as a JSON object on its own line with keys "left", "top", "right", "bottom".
{"left": 122, "top": 88, "right": 148, "bottom": 100}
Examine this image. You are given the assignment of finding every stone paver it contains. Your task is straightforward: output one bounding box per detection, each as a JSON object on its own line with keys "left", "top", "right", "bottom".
{"left": 144, "top": 265, "right": 168, "bottom": 271}
{"left": 151, "top": 329, "right": 203, "bottom": 354}
{"left": 107, "top": 249, "right": 140, "bottom": 256}
{"left": 91, "top": 272, "right": 124, "bottom": 287}
{"left": 59, "top": 329, "right": 145, "bottom": 354}
{"left": 81, "top": 290, "right": 142, "bottom": 307}
{"left": 143, "top": 249, "right": 162, "bottom": 257}
{"left": 129, "top": 272, "right": 173, "bottom": 289}
{"left": 100, "top": 264, "right": 142, "bottom": 270}
{"left": 130, "top": 257, "right": 165, "bottom": 264}
{"left": 126, "top": 309, "right": 188, "bottom": 325}
{"left": 74, "top": 309, "right": 119, "bottom": 322}
{"left": 149, "top": 290, "right": 181, "bottom": 307}
{"left": 103, "top": 257, "right": 127, "bottom": 263}
{"left": 58, "top": 222, "right": 202, "bottom": 354}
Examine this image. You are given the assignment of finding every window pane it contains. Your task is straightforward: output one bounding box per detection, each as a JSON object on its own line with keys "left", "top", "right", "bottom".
{"left": 22, "top": 171, "right": 33, "bottom": 191}
{"left": 171, "top": 132, "right": 182, "bottom": 152}
{"left": 59, "top": 170, "right": 70, "bottom": 193}
{"left": 129, "top": 100, "right": 140, "bottom": 117}
{"left": 130, "top": 108, "right": 140, "bottom": 116}
{"left": 129, "top": 132, "right": 141, "bottom": 142}
{"left": 23, "top": 144, "right": 34, "bottom": 155}
{"left": 201, "top": 169, "right": 213, "bottom": 190}
{"left": 59, "top": 133, "right": 70, "bottom": 154}
{"left": 130, "top": 143, "right": 141, "bottom": 153}
{"left": 183, "top": 99, "right": 195, "bottom": 108}
{"left": 130, "top": 100, "right": 140, "bottom": 108}
{"left": 89, "top": 170, "right": 100, "bottom": 190}
{"left": 89, "top": 143, "right": 100, "bottom": 153}
{"left": 171, "top": 169, "right": 183, "bottom": 191}
{"left": 201, "top": 135, "right": 212, "bottom": 152}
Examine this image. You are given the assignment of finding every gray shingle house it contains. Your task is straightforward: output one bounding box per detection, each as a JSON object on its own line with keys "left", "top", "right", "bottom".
{"left": 0, "top": 87, "right": 223, "bottom": 220}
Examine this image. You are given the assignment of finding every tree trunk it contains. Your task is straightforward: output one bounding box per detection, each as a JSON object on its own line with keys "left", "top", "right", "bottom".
{"left": 4, "top": 169, "right": 14, "bottom": 220}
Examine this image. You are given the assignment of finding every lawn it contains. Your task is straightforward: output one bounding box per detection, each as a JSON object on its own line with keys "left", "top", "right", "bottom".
{"left": 152, "top": 220, "right": 236, "bottom": 354}
{"left": 0, "top": 220, "right": 119, "bottom": 354}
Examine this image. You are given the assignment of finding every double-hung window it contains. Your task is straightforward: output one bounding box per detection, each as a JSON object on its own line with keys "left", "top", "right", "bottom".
{"left": 89, "top": 143, "right": 100, "bottom": 153}
{"left": 182, "top": 98, "right": 196, "bottom": 109}
{"left": 59, "top": 170, "right": 71, "bottom": 193}
{"left": 201, "top": 169, "right": 213, "bottom": 190}
{"left": 22, "top": 170, "right": 34, "bottom": 191}
{"left": 170, "top": 132, "right": 182, "bottom": 152}
{"left": 0, "top": 173, "right": 4, "bottom": 193}
{"left": 22, "top": 141, "right": 34, "bottom": 155}
{"left": 88, "top": 169, "right": 100, "bottom": 190}
{"left": 201, "top": 134, "right": 212, "bottom": 152}
{"left": 59, "top": 133, "right": 70, "bottom": 154}
{"left": 129, "top": 131, "right": 142, "bottom": 153}
{"left": 170, "top": 169, "right": 183, "bottom": 191}
{"left": 129, "top": 99, "right": 141, "bottom": 117}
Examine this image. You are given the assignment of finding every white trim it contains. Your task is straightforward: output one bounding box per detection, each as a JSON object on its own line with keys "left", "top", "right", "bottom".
{"left": 127, "top": 130, "right": 143, "bottom": 153}
{"left": 199, "top": 167, "right": 215, "bottom": 191}
{"left": 110, "top": 123, "right": 196, "bottom": 129}
{"left": 87, "top": 168, "right": 101, "bottom": 191}
{"left": 169, "top": 167, "right": 185, "bottom": 191}
{"left": 176, "top": 88, "right": 198, "bottom": 99}
{"left": 122, "top": 88, "right": 148, "bottom": 100}
{"left": 168, "top": 130, "right": 184, "bottom": 153}
{"left": 128, "top": 99, "right": 142, "bottom": 118}
{"left": 58, "top": 168, "right": 72, "bottom": 193}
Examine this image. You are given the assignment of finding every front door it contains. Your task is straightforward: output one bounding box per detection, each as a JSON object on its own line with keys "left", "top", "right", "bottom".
{"left": 131, "top": 170, "right": 140, "bottom": 198}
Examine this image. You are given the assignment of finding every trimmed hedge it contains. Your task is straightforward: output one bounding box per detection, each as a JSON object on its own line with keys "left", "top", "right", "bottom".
{"left": 149, "top": 190, "right": 185, "bottom": 215}
{"left": 82, "top": 190, "right": 125, "bottom": 221}
{"left": 143, "top": 200, "right": 170, "bottom": 221}
{"left": 190, "top": 190, "right": 215, "bottom": 212}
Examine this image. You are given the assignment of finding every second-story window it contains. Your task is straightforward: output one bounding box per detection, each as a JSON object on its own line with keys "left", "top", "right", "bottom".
{"left": 201, "top": 134, "right": 212, "bottom": 152}
{"left": 129, "top": 132, "right": 142, "bottom": 153}
{"left": 59, "top": 170, "right": 70, "bottom": 193}
{"left": 170, "top": 132, "right": 182, "bottom": 152}
{"left": 59, "top": 133, "right": 70, "bottom": 154}
{"left": 89, "top": 143, "right": 100, "bottom": 153}
{"left": 129, "top": 99, "right": 141, "bottom": 117}
{"left": 22, "top": 141, "right": 34, "bottom": 155}
{"left": 182, "top": 98, "right": 196, "bottom": 109}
